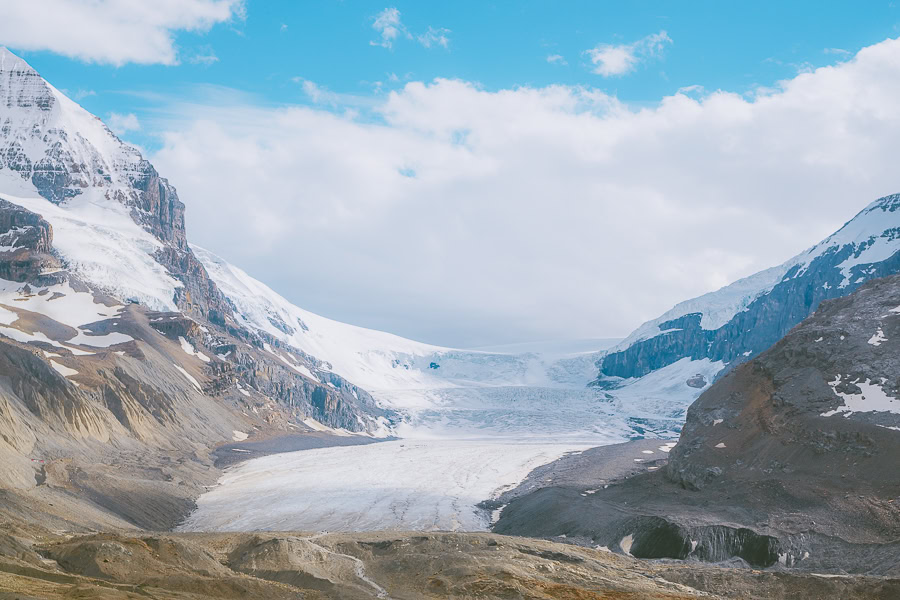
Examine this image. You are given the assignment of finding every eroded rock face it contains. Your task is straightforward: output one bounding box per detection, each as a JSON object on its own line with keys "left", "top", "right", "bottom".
{"left": 0, "top": 198, "right": 57, "bottom": 281}
{"left": 667, "top": 274, "right": 900, "bottom": 496}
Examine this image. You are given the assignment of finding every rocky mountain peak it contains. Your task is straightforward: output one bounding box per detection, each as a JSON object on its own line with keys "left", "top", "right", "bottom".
{"left": 0, "top": 48, "right": 230, "bottom": 320}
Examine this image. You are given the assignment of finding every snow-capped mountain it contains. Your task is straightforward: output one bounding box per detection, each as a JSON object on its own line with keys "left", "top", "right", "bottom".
{"left": 0, "top": 48, "right": 389, "bottom": 443}
{"left": 0, "top": 47, "right": 623, "bottom": 445}
{"left": 0, "top": 47, "right": 225, "bottom": 320}
{"left": 599, "top": 194, "right": 900, "bottom": 385}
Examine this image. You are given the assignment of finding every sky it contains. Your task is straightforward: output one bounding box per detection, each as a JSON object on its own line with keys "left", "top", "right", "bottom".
{"left": 2, "top": 1, "right": 900, "bottom": 347}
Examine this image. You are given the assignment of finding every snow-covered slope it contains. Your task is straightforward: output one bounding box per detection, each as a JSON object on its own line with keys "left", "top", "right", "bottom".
{"left": 194, "top": 245, "right": 446, "bottom": 391}
{"left": 600, "top": 194, "right": 900, "bottom": 383}
{"left": 0, "top": 48, "right": 392, "bottom": 436}
{"left": 0, "top": 186, "right": 183, "bottom": 309}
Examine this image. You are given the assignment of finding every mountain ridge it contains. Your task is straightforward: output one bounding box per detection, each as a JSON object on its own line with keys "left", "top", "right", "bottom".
{"left": 599, "top": 193, "right": 900, "bottom": 386}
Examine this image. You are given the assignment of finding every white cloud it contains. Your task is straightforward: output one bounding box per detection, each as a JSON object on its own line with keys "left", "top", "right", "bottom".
{"left": 546, "top": 54, "right": 567, "bottom": 65}
{"left": 370, "top": 7, "right": 408, "bottom": 48}
{"left": 0, "top": 0, "right": 243, "bottom": 66}
{"left": 107, "top": 112, "right": 141, "bottom": 135}
{"left": 586, "top": 30, "right": 672, "bottom": 76}
{"left": 73, "top": 89, "right": 96, "bottom": 100}
{"left": 417, "top": 26, "right": 451, "bottom": 49}
{"left": 152, "top": 38, "right": 900, "bottom": 346}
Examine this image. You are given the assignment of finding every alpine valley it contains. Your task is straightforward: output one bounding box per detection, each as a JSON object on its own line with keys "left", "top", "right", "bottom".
{"left": 0, "top": 47, "right": 899, "bottom": 599}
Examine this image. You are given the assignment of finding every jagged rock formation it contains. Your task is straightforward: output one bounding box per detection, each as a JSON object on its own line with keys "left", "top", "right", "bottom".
{"left": 0, "top": 47, "right": 388, "bottom": 434}
{"left": 496, "top": 274, "right": 900, "bottom": 574}
{"left": 599, "top": 194, "right": 900, "bottom": 384}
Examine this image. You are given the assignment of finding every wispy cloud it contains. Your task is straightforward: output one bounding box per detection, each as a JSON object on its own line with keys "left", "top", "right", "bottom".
{"left": 291, "top": 77, "right": 380, "bottom": 110}
{"left": 585, "top": 30, "right": 672, "bottom": 77}
{"left": 370, "top": 7, "right": 450, "bottom": 50}
{"left": 73, "top": 89, "right": 97, "bottom": 100}
{"left": 370, "top": 7, "right": 408, "bottom": 48}
{"left": 107, "top": 112, "right": 141, "bottom": 135}
{"left": 417, "top": 26, "right": 451, "bottom": 49}
{"left": 824, "top": 47, "right": 850, "bottom": 56}
{"left": 188, "top": 46, "right": 219, "bottom": 65}
{"left": 546, "top": 54, "right": 567, "bottom": 65}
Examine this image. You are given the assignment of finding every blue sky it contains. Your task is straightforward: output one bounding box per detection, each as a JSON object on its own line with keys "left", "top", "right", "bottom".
{"left": 4, "top": 2, "right": 900, "bottom": 347}
{"left": 15, "top": 1, "right": 900, "bottom": 151}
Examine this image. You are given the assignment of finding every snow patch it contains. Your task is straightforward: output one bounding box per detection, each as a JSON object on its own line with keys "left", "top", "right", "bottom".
{"left": 49, "top": 360, "right": 78, "bottom": 378}
{"left": 173, "top": 364, "right": 201, "bottom": 392}
{"left": 179, "top": 336, "right": 210, "bottom": 362}
{"left": 868, "top": 328, "right": 887, "bottom": 347}
{"left": 821, "top": 375, "right": 900, "bottom": 417}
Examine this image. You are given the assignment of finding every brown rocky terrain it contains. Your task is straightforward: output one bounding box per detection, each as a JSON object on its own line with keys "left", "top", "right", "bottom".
{"left": 3, "top": 526, "right": 900, "bottom": 599}
{"left": 495, "top": 274, "right": 900, "bottom": 576}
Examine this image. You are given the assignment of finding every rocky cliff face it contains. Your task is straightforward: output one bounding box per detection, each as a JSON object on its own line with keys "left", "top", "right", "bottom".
{"left": 599, "top": 194, "right": 900, "bottom": 385}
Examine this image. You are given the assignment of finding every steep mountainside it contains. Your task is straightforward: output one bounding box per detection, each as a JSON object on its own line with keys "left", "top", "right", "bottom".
{"left": 496, "top": 274, "right": 900, "bottom": 574}
{"left": 0, "top": 48, "right": 398, "bottom": 530}
{"left": 599, "top": 194, "right": 900, "bottom": 386}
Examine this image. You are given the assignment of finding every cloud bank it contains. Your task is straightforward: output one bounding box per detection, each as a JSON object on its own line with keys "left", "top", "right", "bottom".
{"left": 151, "top": 38, "right": 900, "bottom": 347}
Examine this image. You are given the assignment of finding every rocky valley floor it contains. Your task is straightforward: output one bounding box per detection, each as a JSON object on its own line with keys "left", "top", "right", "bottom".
{"left": 3, "top": 527, "right": 900, "bottom": 600}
